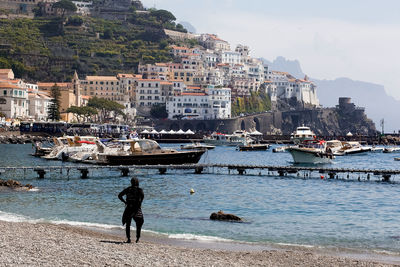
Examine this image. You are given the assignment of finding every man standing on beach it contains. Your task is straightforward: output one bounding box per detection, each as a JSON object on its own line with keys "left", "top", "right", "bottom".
{"left": 118, "top": 177, "right": 144, "bottom": 243}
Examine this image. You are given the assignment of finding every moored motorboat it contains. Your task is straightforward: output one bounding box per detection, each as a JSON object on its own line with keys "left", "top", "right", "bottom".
{"left": 95, "top": 139, "right": 206, "bottom": 165}
{"left": 203, "top": 130, "right": 253, "bottom": 146}
{"left": 180, "top": 142, "right": 215, "bottom": 150}
{"left": 287, "top": 140, "right": 334, "bottom": 164}
{"left": 237, "top": 143, "right": 269, "bottom": 151}
{"left": 383, "top": 147, "right": 400, "bottom": 153}
{"left": 42, "top": 136, "right": 97, "bottom": 160}
{"left": 290, "top": 126, "right": 316, "bottom": 144}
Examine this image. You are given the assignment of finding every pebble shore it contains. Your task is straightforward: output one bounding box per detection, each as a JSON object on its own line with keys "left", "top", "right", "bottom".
{"left": 0, "top": 221, "right": 395, "bottom": 266}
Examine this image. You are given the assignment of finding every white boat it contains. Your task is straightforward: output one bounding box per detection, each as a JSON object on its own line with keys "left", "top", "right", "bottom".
{"left": 290, "top": 126, "right": 316, "bottom": 144}
{"left": 42, "top": 136, "right": 97, "bottom": 160}
{"left": 287, "top": 140, "right": 334, "bottom": 164}
{"left": 326, "top": 140, "right": 371, "bottom": 156}
{"left": 383, "top": 147, "right": 400, "bottom": 153}
{"left": 370, "top": 146, "right": 384, "bottom": 153}
{"left": 272, "top": 146, "right": 288, "bottom": 153}
{"left": 203, "top": 130, "right": 253, "bottom": 146}
{"left": 180, "top": 142, "right": 215, "bottom": 150}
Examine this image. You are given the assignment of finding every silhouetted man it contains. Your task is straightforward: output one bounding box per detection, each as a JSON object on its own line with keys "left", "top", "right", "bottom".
{"left": 118, "top": 177, "right": 144, "bottom": 243}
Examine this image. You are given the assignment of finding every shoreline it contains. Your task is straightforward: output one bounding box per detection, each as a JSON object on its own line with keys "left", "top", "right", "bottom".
{"left": 0, "top": 220, "right": 398, "bottom": 266}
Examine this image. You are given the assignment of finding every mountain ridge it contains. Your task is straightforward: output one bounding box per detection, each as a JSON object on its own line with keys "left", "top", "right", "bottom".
{"left": 262, "top": 56, "right": 398, "bottom": 132}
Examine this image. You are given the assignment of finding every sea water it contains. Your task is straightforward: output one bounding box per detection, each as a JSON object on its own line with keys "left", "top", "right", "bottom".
{"left": 1, "top": 144, "right": 400, "bottom": 255}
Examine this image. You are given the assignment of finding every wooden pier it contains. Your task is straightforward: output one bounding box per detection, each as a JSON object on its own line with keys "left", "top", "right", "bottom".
{"left": 0, "top": 164, "right": 399, "bottom": 182}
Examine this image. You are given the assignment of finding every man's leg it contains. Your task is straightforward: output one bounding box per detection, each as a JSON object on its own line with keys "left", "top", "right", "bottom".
{"left": 134, "top": 217, "right": 144, "bottom": 243}
{"left": 126, "top": 218, "right": 132, "bottom": 243}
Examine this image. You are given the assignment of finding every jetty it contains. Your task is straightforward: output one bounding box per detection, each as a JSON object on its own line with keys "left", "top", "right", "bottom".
{"left": 0, "top": 164, "right": 399, "bottom": 182}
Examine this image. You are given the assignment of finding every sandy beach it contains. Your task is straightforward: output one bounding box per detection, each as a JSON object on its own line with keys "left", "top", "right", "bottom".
{"left": 0, "top": 220, "right": 397, "bottom": 266}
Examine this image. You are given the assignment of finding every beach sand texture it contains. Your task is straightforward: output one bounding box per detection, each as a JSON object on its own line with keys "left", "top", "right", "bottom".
{"left": 0, "top": 221, "right": 394, "bottom": 266}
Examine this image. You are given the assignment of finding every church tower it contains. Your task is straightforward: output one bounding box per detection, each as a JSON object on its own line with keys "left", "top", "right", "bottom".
{"left": 72, "top": 70, "right": 81, "bottom": 107}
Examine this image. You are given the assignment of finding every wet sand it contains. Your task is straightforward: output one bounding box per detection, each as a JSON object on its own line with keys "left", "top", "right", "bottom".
{"left": 0, "top": 220, "right": 397, "bottom": 266}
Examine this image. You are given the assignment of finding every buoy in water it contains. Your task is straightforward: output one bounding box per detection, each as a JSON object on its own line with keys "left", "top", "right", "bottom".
{"left": 320, "top": 175, "right": 324, "bottom": 179}
{"left": 190, "top": 188, "right": 195, "bottom": 194}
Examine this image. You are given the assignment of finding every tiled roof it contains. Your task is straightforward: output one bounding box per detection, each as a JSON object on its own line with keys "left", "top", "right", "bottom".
{"left": 86, "top": 76, "right": 118, "bottom": 81}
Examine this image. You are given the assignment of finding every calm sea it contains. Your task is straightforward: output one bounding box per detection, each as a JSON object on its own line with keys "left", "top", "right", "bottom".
{"left": 1, "top": 144, "right": 400, "bottom": 255}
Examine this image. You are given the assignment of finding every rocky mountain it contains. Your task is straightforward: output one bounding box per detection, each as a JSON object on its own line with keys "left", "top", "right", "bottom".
{"left": 263, "top": 56, "right": 398, "bottom": 132}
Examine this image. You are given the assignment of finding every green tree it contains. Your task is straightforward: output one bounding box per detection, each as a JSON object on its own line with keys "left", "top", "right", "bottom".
{"left": 0, "top": 111, "right": 6, "bottom": 118}
{"left": 53, "top": 0, "right": 77, "bottom": 18}
{"left": 66, "top": 105, "right": 98, "bottom": 122}
{"left": 150, "top": 9, "right": 176, "bottom": 24}
{"left": 87, "top": 97, "right": 125, "bottom": 122}
{"left": 47, "top": 84, "right": 61, "bottom": 121}
{"left": 150, "top": 103, "right": 168, "bottom": 119}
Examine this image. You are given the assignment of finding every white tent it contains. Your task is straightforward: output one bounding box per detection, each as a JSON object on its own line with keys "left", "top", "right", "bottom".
{"left": 141, "top": 129, "right": 150, "bottom": 134}
{"left": 159, "top": 130, "right": 168, "bottom": 134}
{"left": 176, "top": 129, "right": 185, "bottom": 134}
{"left": 346, "top": 132, "right": 353, "bottom": 137}
{"left": 185, "top": 129, "right": 195, "bottom": 134}
{"left": 168, "top": 130, "right": 176, "bottom": 134}
{"left": 250, "top": 130, "right": 263, "bottom": 136}
{"left": 150, "top": 129, "right": 159, "bottom": 134}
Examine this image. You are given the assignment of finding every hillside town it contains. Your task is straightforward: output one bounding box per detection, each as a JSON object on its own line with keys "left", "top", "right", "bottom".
{"left": 0, "top": 33, "right": 319, "bottom": 124}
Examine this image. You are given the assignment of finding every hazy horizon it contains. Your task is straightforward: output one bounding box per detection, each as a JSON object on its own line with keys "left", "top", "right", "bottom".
{"left": 142, "top": 0, "right": 400, "bottom": 103}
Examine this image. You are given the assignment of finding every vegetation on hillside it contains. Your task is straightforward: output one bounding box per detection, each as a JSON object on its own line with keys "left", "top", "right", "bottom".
{"left": 0, "top": 7, "right": 185, "bottom": 82}
{"left": 231, "top": 91, "right": 271, "bottom": 117}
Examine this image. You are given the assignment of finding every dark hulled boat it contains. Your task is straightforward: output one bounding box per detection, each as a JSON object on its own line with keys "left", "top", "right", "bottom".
{"left": 96, "top": 139, "right": 205, "bottom": 165}
{"left": 237, "top": 143, "right": 270, "bottom": 151}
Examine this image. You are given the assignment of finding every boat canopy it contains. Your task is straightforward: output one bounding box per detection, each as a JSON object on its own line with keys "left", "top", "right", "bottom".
{"left": 130, "top": 139, "right": 161, "bottom": 152}
{"left": 185, "top": 129, "right": 195, "bottom": 134}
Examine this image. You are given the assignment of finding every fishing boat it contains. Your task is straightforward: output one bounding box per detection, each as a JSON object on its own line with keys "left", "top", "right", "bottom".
{"left": 287, "top": 140, "right": 334, "bottom": 164}
{"left": 180, "top": 142, "right": 215, "bottom": 150}
{"left": 95, "top": 139, "right": 206, "bottom": 165}
{"left": 203, "top": 130, "right": 253, "bottom": 146}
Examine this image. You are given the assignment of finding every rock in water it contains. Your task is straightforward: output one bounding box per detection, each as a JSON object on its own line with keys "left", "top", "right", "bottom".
{"left": 210, "top": 210, "right": 242, "bottom": 222}
{"left": 0, "top": 179, "right": 34, "bottom": 190}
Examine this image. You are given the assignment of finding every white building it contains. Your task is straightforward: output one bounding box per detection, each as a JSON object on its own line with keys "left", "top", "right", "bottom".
{"left": 166, "top": 85, "right": 231, "bottom": 120}
{"left": 221, "top": 51, "right": 241, "bottom": 65}
{"left": 264, "top": 71, "right": 319, "bottom": 106}
{"left": 28, "top": 89, "right": 51, "bottom": 121}
{"left": 0, "top": 81, "right": 29, "bottom": 119}
{"left": 135, "top": 79, "right": 165, "bottom": 110}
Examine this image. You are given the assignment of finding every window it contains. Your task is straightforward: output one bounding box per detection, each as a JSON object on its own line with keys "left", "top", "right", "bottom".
{"left": 3, "top": 90, "right": 6, "bottom": 96}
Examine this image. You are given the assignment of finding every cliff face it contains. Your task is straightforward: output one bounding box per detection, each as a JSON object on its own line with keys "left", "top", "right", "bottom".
{"left": 281, "top": 108, "right": 376, "bottom": 136}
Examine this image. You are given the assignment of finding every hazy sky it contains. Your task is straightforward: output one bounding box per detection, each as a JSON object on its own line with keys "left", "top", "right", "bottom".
{"left": 142, "top": 0, "right": 400, "bottom": 101}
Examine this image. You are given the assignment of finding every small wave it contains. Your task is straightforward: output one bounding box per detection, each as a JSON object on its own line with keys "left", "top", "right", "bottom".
{"left": 28, "top": 188, "right": 39, "bottom": 192}
{"left": 276, "top": 242, "right": 315, "bottom": 248}
{"left": 168, "top": 233, "right": 234, "bottom": 243}
{"left": 50, "top": 219, "right": 123, "bottom": 230}
{"left": 0, "top": 210, "right": 42, "bottom": 223}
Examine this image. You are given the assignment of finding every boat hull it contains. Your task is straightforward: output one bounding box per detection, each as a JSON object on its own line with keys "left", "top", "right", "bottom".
{"left": 238, "top": 144, "right": 269, "bottom": 151}
{"left": 99, "top": 150, "right": 205, "bottom": 165}
{"left": 288, "top": 148, "right": 333, "bottom": 164}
